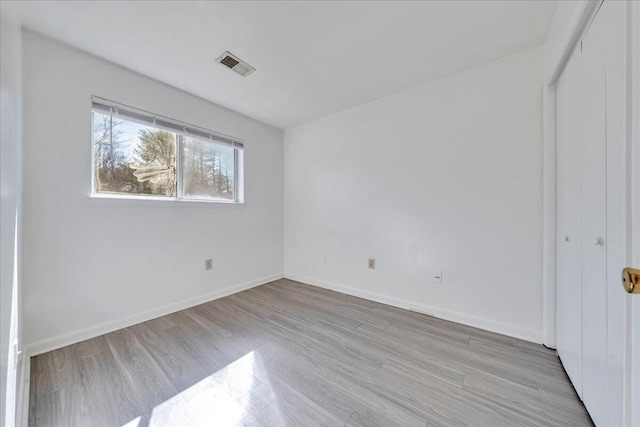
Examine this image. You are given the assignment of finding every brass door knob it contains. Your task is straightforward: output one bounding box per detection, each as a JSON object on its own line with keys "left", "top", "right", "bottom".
{"left": 622, "top": 267, "right": 640, "bottom": 294}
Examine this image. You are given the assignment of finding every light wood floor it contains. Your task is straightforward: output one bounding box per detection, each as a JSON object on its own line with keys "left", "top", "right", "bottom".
{"left": 29, "top": 279, "right": 592, "bottom": 427}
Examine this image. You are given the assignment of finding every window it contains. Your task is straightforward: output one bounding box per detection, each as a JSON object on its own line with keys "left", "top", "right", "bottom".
{"left": 91, "top": 97, "right": 243, "bottom": 202}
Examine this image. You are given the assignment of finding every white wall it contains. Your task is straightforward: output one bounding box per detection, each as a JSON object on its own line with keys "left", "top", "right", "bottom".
{"left": 0, "top": 8, "right": 23, "bottom": 426}
{"left": 284, "top": 47, "right": 544, "bottom": 342}
{"left": 22, "top": 32, "right": 284, "bottom": 353}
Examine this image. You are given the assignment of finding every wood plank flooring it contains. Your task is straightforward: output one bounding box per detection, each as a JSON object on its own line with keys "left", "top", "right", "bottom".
{"left": 29, "top": 279, "right": 592, "bottom": 427}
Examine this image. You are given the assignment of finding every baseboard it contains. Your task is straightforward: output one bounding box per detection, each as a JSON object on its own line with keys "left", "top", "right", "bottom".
{"left": 284, "top": 272, "right": 542, "bottom": 344}
{"left": 25, "top": 273, "right": 284, "bottom": 357}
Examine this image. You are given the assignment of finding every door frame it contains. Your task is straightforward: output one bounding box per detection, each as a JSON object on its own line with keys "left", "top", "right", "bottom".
{"left": 543, "top": 0, "right": 602, "bottom": 350}
{"left": 627, "top": 2, "right": 640, "bottom": 424}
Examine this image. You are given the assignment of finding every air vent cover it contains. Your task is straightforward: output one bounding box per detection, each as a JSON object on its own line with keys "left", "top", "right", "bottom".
{"left": 216, "top": 51, "right": 256, "bottom": 77}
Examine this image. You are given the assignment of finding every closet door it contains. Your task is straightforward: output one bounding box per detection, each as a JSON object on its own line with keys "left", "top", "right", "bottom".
{"left": 555, "top": 3, "right": 627, "bottom": 424}
{"left": 580, "top": 9, "right": 608, "bottom": 426}
{"left": 555, "top": 45, "right": 583, "bottom": 397}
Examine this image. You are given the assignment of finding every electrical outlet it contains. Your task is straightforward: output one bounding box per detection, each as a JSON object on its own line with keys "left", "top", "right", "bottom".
{"left": 323, "top": 256, "right": 328, "bottom": 263}
{"left": 434, "top": 272, "right": 443, "bottom": 284}
{"left": 205, "top": 259, "right": 213, "bottom": 270}
{"left": 368, "top": 258, "right": 376, "bottom": 270}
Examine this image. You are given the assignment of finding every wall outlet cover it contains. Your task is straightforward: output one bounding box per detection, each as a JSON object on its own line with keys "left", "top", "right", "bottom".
{"left": 368, "top": 258, "right": 376, "bottom": 269}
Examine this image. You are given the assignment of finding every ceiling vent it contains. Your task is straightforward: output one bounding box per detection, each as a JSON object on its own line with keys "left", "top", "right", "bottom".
{"left": 216, "top": 51, "right": 256, "bottom": 77}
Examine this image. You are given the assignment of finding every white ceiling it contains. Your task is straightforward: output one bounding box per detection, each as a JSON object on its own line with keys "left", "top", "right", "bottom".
{"left": 5, "top": 1, "right": 557, "bottom": 129}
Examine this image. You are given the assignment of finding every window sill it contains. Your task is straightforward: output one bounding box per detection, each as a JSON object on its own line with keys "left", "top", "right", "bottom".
{"left": 88, "top": 193, "right": 245, "bottom": 207}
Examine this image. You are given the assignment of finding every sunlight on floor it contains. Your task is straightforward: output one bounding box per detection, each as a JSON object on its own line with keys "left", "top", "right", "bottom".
{"left": 121, "top": 417, "right": 141, "bottom": 427}
{"left": 118, "top": 350, "right": 283, "bottom": 426}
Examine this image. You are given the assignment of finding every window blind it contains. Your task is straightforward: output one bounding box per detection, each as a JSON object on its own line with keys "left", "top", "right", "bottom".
{"left": 91, "top": 96, "right": 244, "bottom": 149}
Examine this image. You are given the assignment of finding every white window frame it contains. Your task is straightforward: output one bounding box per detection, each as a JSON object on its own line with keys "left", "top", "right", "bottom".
{"left": 90, "top": 97, "right": 244, "bottom": 204}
